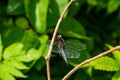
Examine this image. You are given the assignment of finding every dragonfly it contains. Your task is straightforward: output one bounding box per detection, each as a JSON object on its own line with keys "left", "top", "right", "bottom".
{"left": 47, "top": 35, "right": 86, "bottom": 64}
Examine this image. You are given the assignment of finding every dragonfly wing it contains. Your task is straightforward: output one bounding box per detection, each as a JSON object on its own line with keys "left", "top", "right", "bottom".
{"left": 65, "top": 39, "right": 86, "bottom": 58}
{"left": 52, "top": 42, "right": 61, "bottom": 53}
{"left": 46, "top": 40, "right": 68, "bottom": 64}
{"left": 65, "top": 46, "right": 80, "bottom": 58}
{"left": 46, "top": 40, "right": 61, "bottom": 53}
{"left": 65, "top": 39, "right": 86, "bottom": 50}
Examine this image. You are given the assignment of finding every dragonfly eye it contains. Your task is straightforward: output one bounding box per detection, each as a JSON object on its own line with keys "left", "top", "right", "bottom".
{"left": 58, "top": 35, "right": 62, "bottom": 38}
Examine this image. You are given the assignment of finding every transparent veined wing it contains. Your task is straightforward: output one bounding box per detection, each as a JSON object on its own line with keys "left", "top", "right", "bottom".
{"left": 46, "top": 40, "right": 68, "bottom": 63}
{"left": 46, "top": 38, "right": 86, "bottom": 64}
{"left": 65, "top": 39, "right": 86, "bottom": 58}
{"left": 47, "top": 40, "right": 66, "bottom": 54}
{"left": 52, "top": 41, "right": 61, "bottom": 53}
{"left": 47, "top": 39, "right": 86, "bottom": 58}
{"left": 46, "top": 40, "right": 60, "bottom": 53}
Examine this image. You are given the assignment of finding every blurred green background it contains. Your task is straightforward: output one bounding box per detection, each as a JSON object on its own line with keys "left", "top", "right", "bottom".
{"left": 0, "top": 0, "right": 120, "bottom": 80}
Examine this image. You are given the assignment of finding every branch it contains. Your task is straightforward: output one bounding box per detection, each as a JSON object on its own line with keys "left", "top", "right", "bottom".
{"left": 62, "top": 46, "right": 120, "bottom": 80}
{"left": 45, "top": 0, "right": 75, "bottom": 80}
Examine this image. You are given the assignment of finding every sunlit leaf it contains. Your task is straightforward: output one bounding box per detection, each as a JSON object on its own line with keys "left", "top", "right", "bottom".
{"left": 15, "top": 48, "right": 39, "bottom": 62}
{"left": 0, "top": 64, "right": 15, "bottom": 80}
{"left": 4, "top": 61, "right": 27, "bottom": 78}
{"left": 11, "top": 58, "right": 29, "bottom": 69}
{"left": 3, "top": 43, "right": 23, "bottom": 59}
{"left": 106, "top": 44, "right": 120, "bottom": 65}
{"left": 38, "top": 35, "right": 48, "bottom": 57}
{"left": 89, "top": 56, "right": 119, "bottom": 71}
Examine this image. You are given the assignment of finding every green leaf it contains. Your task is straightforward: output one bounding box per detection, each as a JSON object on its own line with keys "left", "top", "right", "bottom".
{"left": 4, "top": 61, "right": 27, "bottom": 78}
{"left": 107, "top": 0, "right": 120, "bottom": 14}
{"left": 7, "top": 0, "right": 25, "bottom": 15}
{"left": 0, "top": 34, "right": 3, "bottom": 61}
{"left": 3, "top": 72, "right": 15, "bottom": 80}
{"left": 56, "top": 0, "right": 68, "bottom": 15}
{"left": 106, "top": 44, "right": 120, "bottom": 65}
{"left": 87, "top": 0, "right": 108, "bottom": 8}
{"left": 35, "top": 57, "right": 46, "bottom": 71}
{"left": 24, "top": 0, "right": 49, "bottom": 33}
{"left": 89, "top": 56, "right": 119, "bottom": 71}
{"left": 58, "top": 17, "right": 89, "bottom": 39}
{"left": 87, "top": 0, "right": 98, "bottom": 6}
{"left": 35, "top": 0, "right": 49, "bottom": 33}
{"left": 11, "top": 58, "right": 29, "bottom": 69}
{"left": 0, "top": 64, "right": 15, "bottom": 80}
{"left": 68, "top": 0, "right": 85, "bottom": 16}
{"left": 47, "top": 0, "right": 68, "bottom": 27}
{"left": 112, "top": 71, "right": 120, "bottom": 80}
{"left": 24, "top": 0, "right": 36, "bottom": 29}
{"left": 38, "top": 35, "right": 48, "bottom": 57}
{"left": 3, "top": 43, "right": 23, "bottom": 59}
{"left": 47, "top": 0, "right": 59, "bottom": 27}
{"left": 15, "top": 17, "right": 29, "bottom": 29}
{"left": 3, "top": 27, "right": 24, "bottom": 47}
{"left": 15, "top": 48, "right": 39, "bottom": 62}
{"left": 22, "top": 30, "right": 39, "bottom": 50}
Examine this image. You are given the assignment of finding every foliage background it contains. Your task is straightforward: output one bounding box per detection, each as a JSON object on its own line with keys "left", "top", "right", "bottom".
{"left": 0, "top": 0, "right": 120, "bottom": 80}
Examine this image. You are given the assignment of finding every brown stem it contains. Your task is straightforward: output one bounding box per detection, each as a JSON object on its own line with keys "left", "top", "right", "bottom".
{"left": 62, "top": 46, "right": 120, "bottom": 80}
{"left": 45, "top": 0, "right": 75, "bottom": 80}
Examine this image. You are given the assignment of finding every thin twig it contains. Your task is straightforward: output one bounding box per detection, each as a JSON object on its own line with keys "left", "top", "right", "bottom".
{"left": 62, "top": 46, "right": 120, "bottom": 80}
{"left": 45, "top": 0, "right": 75, "bottom": 80}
